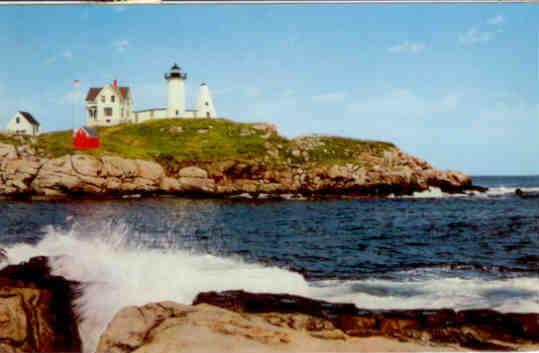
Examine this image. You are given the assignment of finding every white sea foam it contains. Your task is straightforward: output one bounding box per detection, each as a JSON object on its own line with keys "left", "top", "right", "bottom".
{"left": 486, "top": 186, "right": 539, "bottom": 197}
{"left": 1, "top": 223, "right": 538, "bottom": 352}
{"left": 395, "top": 186, "right": 539, "bottom": 199}
{"left": 399, "top": 187, "right": 468, "bottom": 199}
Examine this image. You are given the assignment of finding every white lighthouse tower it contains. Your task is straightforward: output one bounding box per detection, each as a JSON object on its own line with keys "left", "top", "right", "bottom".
{"left": 165, "top": 63, "right": 187, "bottom": 118}
{"left": 196, "top": 83, "right": 217, "bottom": 118}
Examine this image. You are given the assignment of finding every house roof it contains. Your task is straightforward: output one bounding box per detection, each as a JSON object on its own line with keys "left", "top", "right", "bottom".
{"left": 133, "top": 108, "right": 166, "bottom": 113}
{"left": 18, "top": 111, "right": 39, "bottom": 126}
{"left": 85, "top": 86, "right": 130, "bottom": 102}
{"left": 80, "top": 126, "right": 99, "bottom": 137}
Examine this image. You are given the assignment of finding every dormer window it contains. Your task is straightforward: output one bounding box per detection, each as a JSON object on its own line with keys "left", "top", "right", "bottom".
{"left": 16, "top": 117, "right": 20, "bottom": 124}
{"left": 111, "top": 95, "right": 115, "bottom": 103}
{"left": 101, "top": 96, "right": 105, "bottom": 103}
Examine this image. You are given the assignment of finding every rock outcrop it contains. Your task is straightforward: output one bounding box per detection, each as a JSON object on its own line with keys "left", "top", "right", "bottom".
{"left": 0, "top": 142, "right": 482, "bottom": 198}
{"left": 95, "top": 291, "right": 538, "bottom": 353}
{"left": 95, "top": 301, "right": 456, "bottom": 353}
{"left": 0, "top": 257, "right": 81, "bottom": 353}
{"left": 193, "top": 290, "right": 539, "bottom": 351}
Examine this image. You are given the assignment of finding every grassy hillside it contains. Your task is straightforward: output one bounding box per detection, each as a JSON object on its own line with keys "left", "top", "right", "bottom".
{"left": 30, "top": 118, "right": 395, "bottom": 167}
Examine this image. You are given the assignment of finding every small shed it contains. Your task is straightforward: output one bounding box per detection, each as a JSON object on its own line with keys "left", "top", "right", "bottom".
{"left": 73, "top": 126, "right": 100, "bottom": 149}
{"left": 7, "top": 111, "right": 40, "bottom": 136}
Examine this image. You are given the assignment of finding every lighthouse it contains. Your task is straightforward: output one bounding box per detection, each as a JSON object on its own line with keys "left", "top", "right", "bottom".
{"left": 164, "top": 63, "right": 187, "bottom": 117}
{"left": 196, "top": 83, "right": 217, "bottom": 118}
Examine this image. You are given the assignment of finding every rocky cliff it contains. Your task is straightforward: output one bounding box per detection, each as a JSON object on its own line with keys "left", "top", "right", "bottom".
{"left": 0, "top": 138, "right": 478, "bottom": 198}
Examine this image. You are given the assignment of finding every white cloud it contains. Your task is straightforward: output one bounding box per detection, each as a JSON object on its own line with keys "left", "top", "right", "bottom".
{"left": 62, "top": 50, "right": 73, "bottom": 61}
{"left": 387, "top": 41, "right": 425, "bottom": 54}
{"left": 56, "top": 90, "right": 84, "bottom": 105}
{"left": 346, "top": 89, "right": 461, "bottom": 119}
{"left": 487, "top": 15, "right": 505, "bottom": 25}
{"left": 458, "top": 27, "right": 492, "bottom": 46}
{"left": 312, "top": 91, "right": 347, "bottom": 102}
{"left": 112, "top": 40, "right": 129, "bottom": 53}
{"left": 441, "top": 93, "right": 461, "bottom": 110}
{"left": 46, "top": 50, "right": 73, "bottom": 64}
{"left": 114, "top": 6, "right": 126, "bottom": 13}
{"left": 282, "top": 89, "right": 295, "bottom": 97}
{"left": 243, "top": 87, "right": 261, "bottom": 98}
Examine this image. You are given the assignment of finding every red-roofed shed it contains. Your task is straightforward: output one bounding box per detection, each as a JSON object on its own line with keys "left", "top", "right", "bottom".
{"left": 73, "top": 126, "right": 100, "bottom": 149}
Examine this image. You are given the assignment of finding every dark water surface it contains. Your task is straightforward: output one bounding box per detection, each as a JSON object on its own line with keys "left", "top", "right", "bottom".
{"left": 1, "top": 176, "right": 537, "bottom": 281}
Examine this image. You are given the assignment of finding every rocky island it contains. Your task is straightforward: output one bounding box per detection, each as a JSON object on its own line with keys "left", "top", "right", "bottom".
{"left": 0, "top": 118, "right": 482, "bottom": 199}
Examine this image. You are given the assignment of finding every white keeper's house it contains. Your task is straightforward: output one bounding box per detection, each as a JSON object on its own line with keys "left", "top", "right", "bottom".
{"left": 85, "top": 80, "right": 134, "bottom": 126}
{"left": 85, "top": 64, "right": 217, "bottom": 127}
{"left": 6, "top": 111, "right": 40, "bottom": 136}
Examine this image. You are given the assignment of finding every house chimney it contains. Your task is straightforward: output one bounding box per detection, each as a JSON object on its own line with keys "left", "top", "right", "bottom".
{"left": 113, "top": 79, "right": 118, "bottom": 89}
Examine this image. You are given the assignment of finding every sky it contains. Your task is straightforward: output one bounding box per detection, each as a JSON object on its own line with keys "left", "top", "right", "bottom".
{"left": 0, "top": 4, "right": 537, "bottom": 175}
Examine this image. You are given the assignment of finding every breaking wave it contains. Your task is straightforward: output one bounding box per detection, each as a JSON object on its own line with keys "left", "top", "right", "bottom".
{"left": 389, "top": 186, "right": 539, "bottom": 199}
{"left": 1, "top": 222, "right": 538, "bottom": 352}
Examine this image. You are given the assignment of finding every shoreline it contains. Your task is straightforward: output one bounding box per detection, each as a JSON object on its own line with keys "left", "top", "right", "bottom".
{"left": 0, "top": 186, "right": 487, "bottom": 202}
{"left": 0, "top": 146, "right": 486, "bottom": 201}
{"left": 0, "top": 257, "right": 538, "bottom": 353}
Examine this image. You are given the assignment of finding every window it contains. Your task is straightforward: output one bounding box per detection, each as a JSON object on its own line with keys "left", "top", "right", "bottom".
{"left": 16, "top": 117, "right": 20, "bottom": 124}
{"left": 111, "top": 95, "right": 115, "bottom": 103}
{"left": 106, "top": 119, "right": 111, "bottom": 123}
{"left": 206, "top": 112, "right": 210, "bottom": 118}
{"left": 205, "top": 102, "right": 209, "bottom": 106}
{"left": 101, "top": 96, "right": 105, "bottom": 103}
{"left": 175, "top": 110, "right": 179, "bottom": 115}
{"left": 104, "top": 107, "right": 113, "bottom": 117}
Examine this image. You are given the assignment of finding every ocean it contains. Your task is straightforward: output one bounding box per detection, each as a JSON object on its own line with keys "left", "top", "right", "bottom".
{"left": 1, "top": 175, "right": 538, "bottom": 351}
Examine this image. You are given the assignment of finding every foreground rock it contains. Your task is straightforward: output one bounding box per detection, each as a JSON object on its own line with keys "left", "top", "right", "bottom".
{"left": 96, "top": 302, "right": 461, "bottom": 353}
{"left": 0, "top": 257, "right": 81, "bottom": 353}
{"left": 193, "top": 290, "right": 538, "bottom": 351}
{"left": 0, "top": 141, "right": 483, "bottom": 198}
{"left": 96, "top": 291, "right": 538, "bottom": 353}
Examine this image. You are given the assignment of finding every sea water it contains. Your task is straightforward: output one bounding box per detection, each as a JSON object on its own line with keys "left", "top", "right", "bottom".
{"left": 0, "top": 175, "right": 538, "bottom": 352}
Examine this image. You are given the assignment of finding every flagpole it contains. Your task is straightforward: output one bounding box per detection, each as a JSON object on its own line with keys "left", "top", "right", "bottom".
{"left": 73, "top": 79, "right": 81, "bottom": 132}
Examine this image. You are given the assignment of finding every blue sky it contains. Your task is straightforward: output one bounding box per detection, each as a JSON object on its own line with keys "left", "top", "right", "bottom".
{"left": 0, "top": 4, "right": 537, "bottom": 175}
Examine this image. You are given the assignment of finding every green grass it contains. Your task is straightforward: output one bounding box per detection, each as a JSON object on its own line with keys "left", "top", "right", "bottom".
{"left": 16, "top": 118, "right": 397, "bottom": 169}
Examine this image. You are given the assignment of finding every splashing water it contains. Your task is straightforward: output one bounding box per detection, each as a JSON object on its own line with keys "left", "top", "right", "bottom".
{"left": 2, "top": 221, "right": 538, "bottom": 352}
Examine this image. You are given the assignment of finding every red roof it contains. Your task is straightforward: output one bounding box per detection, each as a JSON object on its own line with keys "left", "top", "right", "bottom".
{"left": 85, "top": 86, "right": 130, "bottom": 102}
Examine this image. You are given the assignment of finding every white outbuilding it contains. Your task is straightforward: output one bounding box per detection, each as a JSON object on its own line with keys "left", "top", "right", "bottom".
{"left": 196, "top": 83, "right": 216, "bottom": 118}
{"left": 6, "top": 111, "right": 40, "bottom": 136}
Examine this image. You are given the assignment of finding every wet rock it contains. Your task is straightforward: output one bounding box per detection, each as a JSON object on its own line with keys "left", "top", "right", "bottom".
{"left": 194, "top": 290, "right": 539, "bottom": 351}
{"left": 0, "top": 257, "right": 81, "bottom": 352}
{"left": 96, "top": 301, "right": 453, "bottom": 353}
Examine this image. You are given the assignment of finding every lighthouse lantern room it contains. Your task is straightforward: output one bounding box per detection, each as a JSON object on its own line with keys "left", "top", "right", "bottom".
{"left": 165, "top": 63, "right": 187, "bottom": 118}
